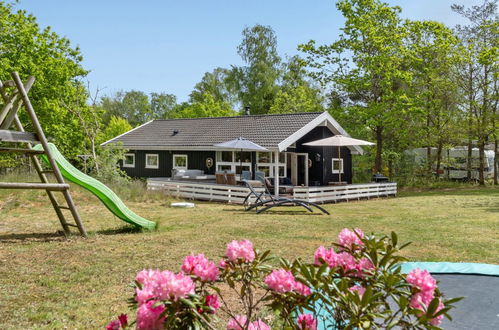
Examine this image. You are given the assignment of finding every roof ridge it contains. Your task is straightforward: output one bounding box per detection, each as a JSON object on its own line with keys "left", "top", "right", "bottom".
{"left": 153, "top": 111, "right": 325, "bottom": 122}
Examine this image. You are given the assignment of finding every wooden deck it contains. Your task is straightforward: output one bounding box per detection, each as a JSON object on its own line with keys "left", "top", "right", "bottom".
{"left": 147, "top": 178, "right": 397, "bottom": 204}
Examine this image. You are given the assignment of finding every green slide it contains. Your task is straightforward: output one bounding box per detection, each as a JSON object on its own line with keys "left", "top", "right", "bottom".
{"left": 33, "top": 143, "right": 156, "bottom": 230}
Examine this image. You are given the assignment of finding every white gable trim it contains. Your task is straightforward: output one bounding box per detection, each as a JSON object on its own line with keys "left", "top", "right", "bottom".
{"left": 277, "top": 112, "right": 364, "bottom": 155}
{"left": 100, "top": 120, "right": 154, "bottom": 146}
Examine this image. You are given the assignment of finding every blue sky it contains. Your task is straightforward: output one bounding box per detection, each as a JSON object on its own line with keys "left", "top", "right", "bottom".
{"left": 16, "top": 0, "right": 480, "bottom": 102}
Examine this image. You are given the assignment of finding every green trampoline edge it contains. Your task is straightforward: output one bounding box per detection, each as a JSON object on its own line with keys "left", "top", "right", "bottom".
{"left": 401, "top": 261, "right": 499, "bottom": 276}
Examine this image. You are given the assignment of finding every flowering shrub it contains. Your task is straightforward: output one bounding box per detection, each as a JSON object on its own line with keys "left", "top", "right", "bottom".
{"left": 107, "top": 229, "right": 461, "bottom": 329}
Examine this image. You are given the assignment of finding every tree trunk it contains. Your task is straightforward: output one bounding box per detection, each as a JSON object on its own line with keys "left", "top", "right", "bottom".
{"left": 467, "top": 137, "right": 473, "bottom": 181}
{"left": 91, "top": 139, "right": 99, "bottom": 174}
{"left": 478, "top": 140, "right": 485, "bottom": 185}
{"left": 435, "top": 142, "right": 443, "bottom": 179}
{"left": 426, "top": 146, "right": 432, "bottom": 177}
{"left": 374, "top": 126, "right": 383, "bottom": 174}
{"left": 494, "top": 137, "right": 498, "bottom": 185}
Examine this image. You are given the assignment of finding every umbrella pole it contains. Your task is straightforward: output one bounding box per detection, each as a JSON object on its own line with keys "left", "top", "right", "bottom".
{"left": 338, "top": 145, "right": 342, "bottom": 183}
{"left": 240, "top": 148, "right": 243, "bottom": 178}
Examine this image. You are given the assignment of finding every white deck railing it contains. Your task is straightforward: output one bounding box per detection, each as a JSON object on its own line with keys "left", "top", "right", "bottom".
{"left": 147, "top": 179, "right": 397, "bottom": 204}
{"left": 147, "top": 180, "right": 264, "bottom": 204}
{"left": 292, "top": 182, "right": 397, "bottom": 203}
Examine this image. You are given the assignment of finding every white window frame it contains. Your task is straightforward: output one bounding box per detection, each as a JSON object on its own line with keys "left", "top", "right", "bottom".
{"left": 332, "top": 158, "right": 344, "bottom": 174}
{"left": 145, "top": 153, "right": 159, "bottom": 169}
{"left": 123, "top": 153, "right": 135, "bottom": 168}
{"left": 256, "top": 152, "right": 286, "bottom": 178}
{"left": 173, "top": 154, "right": 188, "bottom": 169}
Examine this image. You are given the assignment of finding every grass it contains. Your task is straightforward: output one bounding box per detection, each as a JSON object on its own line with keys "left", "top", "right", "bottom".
{"left": 0, "top": 179, "right": 498, "bottom": 329}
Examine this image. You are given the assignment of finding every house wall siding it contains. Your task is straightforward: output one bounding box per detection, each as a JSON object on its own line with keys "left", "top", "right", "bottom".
{"left": 120, "top": 150, "right": 216, "bottom": 178}
{"left": 295, "top": 126, "right": 353, "bottom": 185}
{"left": 119, "top": 128, "right": 353, "bottom": 185}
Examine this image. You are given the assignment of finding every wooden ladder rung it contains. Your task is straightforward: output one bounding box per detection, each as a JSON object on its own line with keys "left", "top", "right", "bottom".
{"left": 40, "top": 170, "right": 54, "bottom": 174}
{"left": 0, "top": 182, "right": 69, "bottom": 191}
{"left": 57, "top": 205, "right": 71, "bottom": 210}
{"left": 0, "top": 147, "right": 44, "bottom": 154}
{"left": 65, "top": 223, "right": 78, "bottom": 228}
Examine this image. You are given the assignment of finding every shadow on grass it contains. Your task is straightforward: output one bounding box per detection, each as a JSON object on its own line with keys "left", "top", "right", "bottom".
{"left": 0, "top": 231, "right": 67, "bottom": 243}
{"left": 226, "top": 208, "right": 323, "bottom": 216}
{"left": 94, "top": 225, "right": 144, "bottom": 236}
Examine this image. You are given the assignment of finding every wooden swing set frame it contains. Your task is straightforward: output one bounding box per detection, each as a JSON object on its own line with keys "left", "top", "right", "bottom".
{"left": 0, "top": 72, "right": 87, "bottom": 237}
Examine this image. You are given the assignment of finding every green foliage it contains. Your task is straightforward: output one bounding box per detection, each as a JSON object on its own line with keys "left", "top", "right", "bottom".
{"left": 230, "top": 24, "right": 282, "bottom": 114}
{"left": 189, "top": 67, "right": 238, "bottom": 108}
{"left": 89, "top": 143, "right": 130, "bottom": 185}
{"left": 97, "top": 116, "right": 132, "bottom": 144}
{"left": 300, "top": 0, "right": 410, "bottom": 172}
{"left": 0, "top": 1, "right": 89, "bottom": 159}
{"left": 171, "top": 93, "right": 237, "bottom": 118}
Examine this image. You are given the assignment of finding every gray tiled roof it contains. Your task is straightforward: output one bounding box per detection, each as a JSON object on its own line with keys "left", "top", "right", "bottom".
{"left": 103, "top": 112, "right": 325, "bottom": 149}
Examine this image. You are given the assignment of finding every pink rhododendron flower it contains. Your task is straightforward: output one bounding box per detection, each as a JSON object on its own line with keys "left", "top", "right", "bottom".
{"left": 136, "top": 269, "right": 162, "bottom": 286}
{"left": 248, "top": 320, "right": 271, "bottom": 330}
{"left": 406, "top": 268, "right": 437, "bottom": 293}
{"left": 136, "top": 300, "right": 165, "bottom": 330}
{"left": 135, "top": 270, "right": 195, "bottom": 304}
{"left": 226, "top": 240, "right": 255, "bottom": 262}
{"left": 219, "top": 259, "right": 227, "bottom": 268}
{"left": 429, "top": 300, "right": 445, "bottom": 326}
{"left": 336, "top": 252, "right": 357, "bottom": 271}
{"left": 227, "top": 315, "right": 248, "bottom": 330}
{"left": 297, "top": 313, "right": 317, "bottom": 330}
{"left": 314, "top": 246, "right": 339, "bottom": 266}
{"left": 264, "top": 269, "right": 297, "bottom": 293}
{"left": 338, "top": 228, "right": 364, "bottom": 250}
{"left": 181, "top": 254, "right": 219, "bottom": 282}
{"left": 348, "top": 285, "right": 366, "bottom": 297}
{"left": 294, "top": 281, "right": 311, "bottom": 296}
{"left": 205, "top": 294, "right": 220, "bottom": 312}
{"left": 105, "top": 320, "right": 120, "bottom": 330}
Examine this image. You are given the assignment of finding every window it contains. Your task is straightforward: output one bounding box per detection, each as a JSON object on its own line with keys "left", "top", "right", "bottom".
{"left": 145, "top": 154, "right": 159, "bottom": 169}
{"left": 217, "top": 151, "right": 233, "bottom": 162}
{"left": 123, "top": 153, "right": 135, "bottom": 168}
{"left": 332, "top": 158, "right": 344, "bottom": 174}
{"left": 173, "top": 154, "right": 188, "bottom": 169}
{"left": 235, "top": 151, "right": 252, "bottom": 163}
{"left": 217, "top": 164, "right": 232, "bottom": 171}
{"left": 257, "top": 152, "right": 271, "bottom": 163}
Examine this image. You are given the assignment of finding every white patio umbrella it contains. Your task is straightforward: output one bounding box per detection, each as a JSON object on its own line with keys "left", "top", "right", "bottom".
{"left": 303, "top": 135, "right": 375, "bottom": 183}
{"left": 213, "top": 137, "right": 268, "bottom": 176}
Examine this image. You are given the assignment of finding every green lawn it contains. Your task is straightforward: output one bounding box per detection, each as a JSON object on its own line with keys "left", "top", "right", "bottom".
{"left": 0, "top": 184, "right": 498, "bottom": 328}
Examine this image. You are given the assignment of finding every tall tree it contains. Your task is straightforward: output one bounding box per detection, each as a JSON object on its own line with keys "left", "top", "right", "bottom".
{"left": 231, "top": 24, "right": 281, "bottom": 114}
{"left": 268, "top": 56, "right": 324, "bottom": 114}
{"left": 404, "top": 20, "right": 461, "bottom": 177}
{"left": 300, "top": 0, "right": 409, "bottom": 173}
{"left": 0, "top": 1, "right": 89, "bottom": 159}
{"left": 453, "top": 0, "right": 498, "bottom": 184}
{"left": 171, "top": 93, "right": 237, "bottom": 119}
{"left": 150, "top": 92, "right": 177, "bottom": 119}
{"left": 101, "top": 90, "right": 150, "bottom": 126}
{"left": 189, "top": 67, "right": 237, "bottom": 108}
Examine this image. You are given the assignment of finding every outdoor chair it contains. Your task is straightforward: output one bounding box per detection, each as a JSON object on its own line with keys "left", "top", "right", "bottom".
{"left": 226, "top": 172, "right": 237, "bottom": 185}
{"left": 215, "top": 172, "right": 227, "bottom": 185}
{"left": 255, "top": 171, "right": 266, "bottom": 184}
{"left": 242, "top": 180, "right": 330, "bottom": 215}
{"left": 241, "top": 170, "right": 252, "bottom": 181}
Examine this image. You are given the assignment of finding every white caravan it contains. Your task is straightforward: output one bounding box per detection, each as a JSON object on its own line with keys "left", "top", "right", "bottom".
{"left": 407, "top": 147, "right": 496, "bottom": 180}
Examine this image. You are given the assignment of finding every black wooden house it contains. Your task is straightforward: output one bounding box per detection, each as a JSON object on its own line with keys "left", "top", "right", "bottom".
{"left": 101, "top": 112, "right": 364, "bottom": 186}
